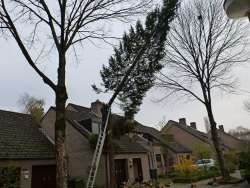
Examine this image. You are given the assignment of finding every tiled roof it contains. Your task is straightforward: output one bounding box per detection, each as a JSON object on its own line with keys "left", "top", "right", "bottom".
{"left": 165, "top": 120, "right": 209, "bottom": 144}
{"left": 0, "top": 110, "right": 55, "bottom": 159}
{"left": 68, "top": 103, "right": 90, "bottom": 114}
{"left": 134, "top": 123, "right": 162, "bottom": 141}
{"left": 66, "top": 103, "right": 191, "bottom": 154}
{"left": 66, "top": 110, "right": 91, "bottom": 121}
{"left": 167, "top": 142, "right": 192, "bottom": 153}
{"left": 113, "top": 135, "right": 148, "bottom": 154}
{"left": 134, "top": 123, "right": 191, "bottom": 153}
{"left": 66, "top": 104, "right": 148, "bottom": 154}
{"left": 164, "top": 120, "right": 235, "bottom": 151}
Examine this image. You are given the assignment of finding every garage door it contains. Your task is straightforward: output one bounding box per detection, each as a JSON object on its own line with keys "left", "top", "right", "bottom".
{"left": 31, "top": 165, "right": 56, "bottom": 188}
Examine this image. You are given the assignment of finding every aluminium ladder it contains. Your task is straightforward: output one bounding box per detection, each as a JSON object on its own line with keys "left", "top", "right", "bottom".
{"left": 86, "top": 108, "right": 111, "bottom": 188}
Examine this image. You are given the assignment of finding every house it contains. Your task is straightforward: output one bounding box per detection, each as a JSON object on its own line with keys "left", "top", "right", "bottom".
{"left": 215, "top": 125, "right": 247, "bottom": 152}
{"left": 0, "top": 110, "right": 55, "bottom": 188}
{"left": 161, "top": 118, "right": 213, "bottom": 160}
{"left": 232, "top": 131, "right": 250, "bottom": 143}
{"left": 162, "top": 118, "right": 246, "bottom": 160}
{"left": 134, "top": 123, "right": 192, "bottom": 172}
{"left": 41, "top": 101, "right": 152, "bottom": 187}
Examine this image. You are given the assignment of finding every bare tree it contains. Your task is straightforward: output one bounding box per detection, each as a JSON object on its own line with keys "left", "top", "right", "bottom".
{"left": 157, "top": 115, "right": 167, "bottom": 130}
{"left": 229, "top": 126, "right": 250, "bottom": 141}
{"left": 204, "top": 117, "right": 210, "bottom": 133}
{"left": 156, "top": 0, "right": 249, "bottom": 180}
{"left": 244, "top": 100, "right": 250, "bottom": 112}
{"left": 0, "top": 1, "right": 152, "bottom": 187}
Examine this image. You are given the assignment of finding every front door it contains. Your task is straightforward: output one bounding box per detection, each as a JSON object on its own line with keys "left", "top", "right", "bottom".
{"left": 115, "top": 159, "right": 128, "bottom": 188}
{"left": 133, "top": 158, "right": 143, "bottom": 182}
{"left": 31, "top": 165, "right": 56, "bottom": 188}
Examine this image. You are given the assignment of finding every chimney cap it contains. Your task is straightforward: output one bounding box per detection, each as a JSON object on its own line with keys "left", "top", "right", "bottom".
{"left": 91, "top": 100, "right": 104, "bottom": 117}
{"left": 190, "top": 122, "right": 197, "bottom": 129}
{"left": 179, "top": 118, "right": 187, "bottom": 126}
{"left": 219, "top": 125, "right": 224, "bottom": 132}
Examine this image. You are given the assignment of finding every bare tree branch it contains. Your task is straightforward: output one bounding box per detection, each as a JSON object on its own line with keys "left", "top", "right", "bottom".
{"left": 0, "top": 0, "right": 154, "bottom": 187}
{"left": 157, "top": 0, "right": 249, "bottom": 180}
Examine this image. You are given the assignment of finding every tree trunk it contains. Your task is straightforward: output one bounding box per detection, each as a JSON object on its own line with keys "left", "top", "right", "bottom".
{"left": 206, "top": 105, "right": 230, "bottom": 180}
{"left": 55, "top": 51, "right": 68, "bottom": 188}
{"left": 107, "top": 142, "right": 115, "bottom": 188}
{"left": 101, "top": 105, "right": 115, "bottom": 188}
{"left": 55, "top": 88, "right": 68, "bottom": 188}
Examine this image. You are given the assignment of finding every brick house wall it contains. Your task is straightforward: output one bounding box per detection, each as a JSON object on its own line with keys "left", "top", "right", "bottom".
{"left": 162, "top": 125, "right": 212, "bottom": 159}
{"left": 41, "top": 108, "right": 106, "bottom": 187}
{"left": 218, "top": 130, "right": 245, "bottom": 152}
{"left": 0, "top": 159, "right": 55, "bottom": 188}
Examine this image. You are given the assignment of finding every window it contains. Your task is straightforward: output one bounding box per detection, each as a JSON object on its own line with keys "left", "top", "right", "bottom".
{"left": 155, "top": 154, "right": 162, "bottom": 168}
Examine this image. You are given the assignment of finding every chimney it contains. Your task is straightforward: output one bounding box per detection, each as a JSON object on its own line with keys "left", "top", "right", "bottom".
{"left": 179, "top": 118, "right": 186, "bottom": 126}
{"left": 190, "top": 122, "right": 197, "bottom": 129}
{"left": 219, "top": 125, "right": 224, "bottom": 132}
{"left": 91, "top": 100, "right": 104, "bottom": 117}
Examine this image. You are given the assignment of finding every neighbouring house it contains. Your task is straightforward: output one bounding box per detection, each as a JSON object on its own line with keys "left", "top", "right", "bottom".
{"left": 41, "top": 101, "right": 152, "bottom": 188}
{"left": 162, "top": 118, "right": 246, "bottom": 160}
{"left": 0, "top": 110, "right": 55, "bottom": 188}
{"left": 161, "top": 118, "right": 214, "bottom": 160}
{"left": 41, "top": 101, "right": 191, "bottom": 187}
{"left": 232, "top": 131, "right": 250, "bottom": 143}
{"left": 162, "top": 138, "right": 193, "bottom": 171}
{"left": 215, "top": 125, "right": 247, "bottom": 152}
{"left": 134, "top": 123, "right": 192, "bottom": 172}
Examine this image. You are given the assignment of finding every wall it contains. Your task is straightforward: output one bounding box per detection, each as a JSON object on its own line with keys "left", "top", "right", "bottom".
{"left": 114, "top": 153, "right": 150, "bottom": 184}
{"left": 41, "top": 108, "right": 56, "bottom": 141}
{"left": 41, "top": 108, "right": 106, "bottom": 187}
{"left": 163, "top": 126, "right": 212, "bottom": 159}
{"left": 66, "top": 122, "right": 106, "bottom": 187}
{"left": 153, "top": 145, "right": 165, "bottom": 175}
{"left": 218, "top": 131, "right": 245, "bottom": 152}
{"left": 0, "top": 159, "right": 55, "bottom": 188}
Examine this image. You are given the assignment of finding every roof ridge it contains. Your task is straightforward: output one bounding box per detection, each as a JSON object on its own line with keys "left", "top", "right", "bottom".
{"left": 68, "top": 103, "right": 90, "bottom": 110}
{"left": 219, "top": 129, "right": 246, "bottom": 142}
{"left": 0, "top": 109, "right": 31, "bottom": 117}
{"left": 165, "top": 122, "right": 210, "bottom": 144}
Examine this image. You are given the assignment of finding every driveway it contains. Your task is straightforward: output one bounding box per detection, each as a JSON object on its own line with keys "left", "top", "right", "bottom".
{"left": 170, "top": 171, "right": 249, "bottom": 188}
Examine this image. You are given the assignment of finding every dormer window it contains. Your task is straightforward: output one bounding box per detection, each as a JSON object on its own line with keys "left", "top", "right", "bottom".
{"left": 78, "top": 119, "right": 92, "bottom": 132}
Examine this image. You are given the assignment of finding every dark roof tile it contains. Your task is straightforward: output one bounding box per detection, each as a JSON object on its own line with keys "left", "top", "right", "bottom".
{"left": 0, "top": 110, "right": 55, "bottom": 159}
{"left": 113, "top": 135, "right": 148, "bottom": 154}
{"left": 134, "top": 123, "right": 191, "bottom": 153}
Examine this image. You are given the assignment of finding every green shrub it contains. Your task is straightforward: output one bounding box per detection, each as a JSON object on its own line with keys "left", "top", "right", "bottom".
{"left": 167, "top": 167, "right": 220, "bottom": 183}
{"left": 69, "top": 177, "right": 85, "bottom": 188}
{"left": 0, "top": 167, "right": 20, "bottom": 188}
{"left": 224, "top": 150, "right": 238, "bottom": 173}
{"left": 239, "top": 150, "right": 250, "bottom": 178}
{"left": 158, "top": 173, "right": 166, "bottom": 179}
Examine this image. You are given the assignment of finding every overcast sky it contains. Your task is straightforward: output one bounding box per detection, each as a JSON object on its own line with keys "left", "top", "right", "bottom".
{"left": 0, "top": 4, "right": 250, "bottom": 133}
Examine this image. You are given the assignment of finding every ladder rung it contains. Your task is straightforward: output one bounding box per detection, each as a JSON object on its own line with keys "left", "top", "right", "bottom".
{"left": 86, "top": 108, "right": 110, "bottom": 188}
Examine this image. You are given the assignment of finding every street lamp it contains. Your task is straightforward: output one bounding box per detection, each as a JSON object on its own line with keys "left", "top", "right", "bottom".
{"left": 224, "top": 0, "right": 250, "bottom": 20}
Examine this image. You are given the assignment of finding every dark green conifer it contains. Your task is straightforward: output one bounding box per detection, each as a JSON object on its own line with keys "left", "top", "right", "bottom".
{"left": 96, "top": 0, "right": 179, "bottom": 119}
